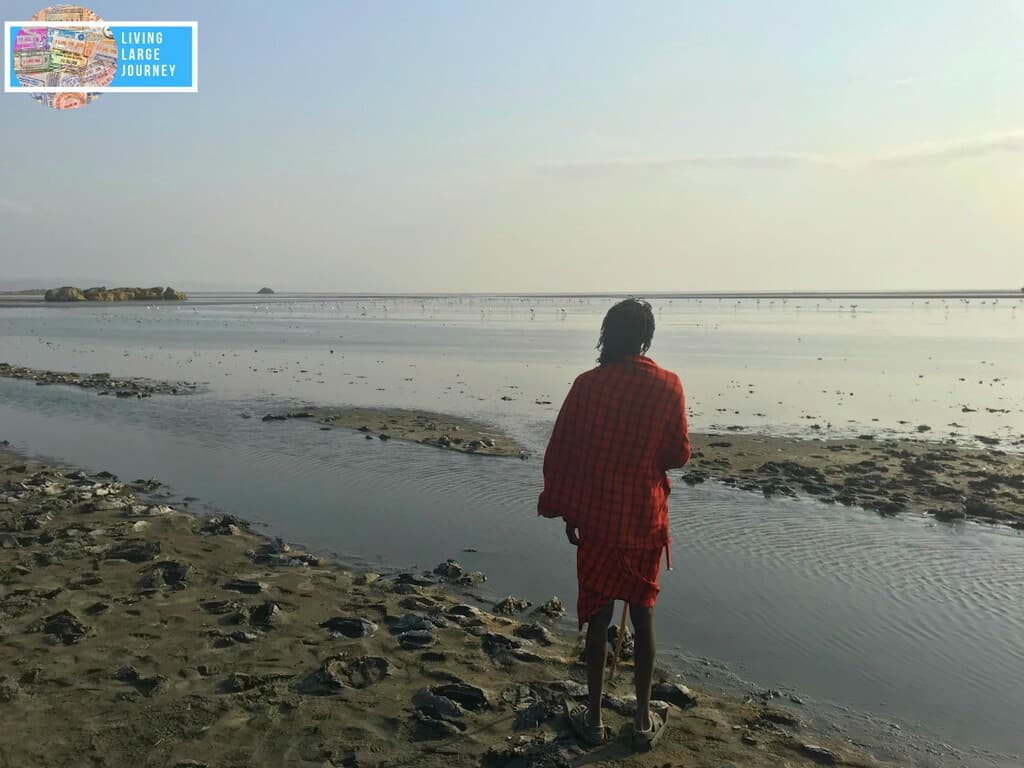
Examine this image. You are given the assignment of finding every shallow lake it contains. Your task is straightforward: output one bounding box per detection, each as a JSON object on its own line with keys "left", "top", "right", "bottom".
{"left": 1, "top": 294, "right": 1022, "bottom": 766}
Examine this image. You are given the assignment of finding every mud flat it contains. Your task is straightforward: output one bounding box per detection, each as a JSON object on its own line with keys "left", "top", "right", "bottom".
{"left": 0, "top": 362, "right": 200, "bottom": 399}
{"left": 685, "top": 433, "right": 1024, "bottom": 528}
{"left": 259, "top": 406, "right": 529, "bottom": 458}
{"left": 0, "top": 449, "right": 890, "bottom": 768}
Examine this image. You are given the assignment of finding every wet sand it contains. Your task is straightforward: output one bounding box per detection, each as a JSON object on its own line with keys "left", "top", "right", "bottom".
{"left": 0, "top": 450, "right": 888, "bottom": 768}
{"left": 259, "top": 407, "right": 529, "bottom": 458}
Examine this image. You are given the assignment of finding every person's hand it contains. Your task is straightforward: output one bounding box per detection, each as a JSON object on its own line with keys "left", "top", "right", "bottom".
{"left": 565, "top": 521, "right": 579, "bottom": 546}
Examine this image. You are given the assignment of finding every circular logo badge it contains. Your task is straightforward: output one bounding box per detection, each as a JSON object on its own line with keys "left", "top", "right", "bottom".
{"left": 14, "top": 5, "right": 118, "bottom": 110}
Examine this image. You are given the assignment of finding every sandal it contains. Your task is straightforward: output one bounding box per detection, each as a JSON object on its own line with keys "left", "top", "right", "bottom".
{"left": 564, "top": 698, "right": 610, "bottom": 747}
{"left": 631, "top": 708, "right": 667, "bottom": 751}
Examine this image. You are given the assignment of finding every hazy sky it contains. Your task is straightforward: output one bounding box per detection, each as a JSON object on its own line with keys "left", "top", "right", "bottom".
{"left": 1, "top": 1, "right": 1022, "bottom": 292}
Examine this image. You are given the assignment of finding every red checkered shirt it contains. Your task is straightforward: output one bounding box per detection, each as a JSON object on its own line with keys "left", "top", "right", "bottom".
{"left": 537, "top": 355, "right": 691, "bottom": 549}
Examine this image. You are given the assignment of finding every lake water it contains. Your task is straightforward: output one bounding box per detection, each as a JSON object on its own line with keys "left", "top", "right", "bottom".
{"left": 1, "top": 294, "right": 1022, "bottom": 767}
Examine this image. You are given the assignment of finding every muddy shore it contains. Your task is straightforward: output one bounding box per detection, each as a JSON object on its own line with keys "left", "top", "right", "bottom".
{"left": 257, "top": 407, "right": 529, "bottom": 458}
{"left": 0, "top": 362, "right": 199, "bottom": 399}
{"left": 0, "top": 449, "right": 889, "bottom": 768}
{"left": 685, "top": 433, "right": 1024, "bottom": 528}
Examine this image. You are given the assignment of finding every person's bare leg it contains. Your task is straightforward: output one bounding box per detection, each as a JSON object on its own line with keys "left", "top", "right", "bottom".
{"left": 629, "top": 603, "right": 656, "bottom": 731}
{"left": 585, "top": 601, "right": 615, "bottom": 727}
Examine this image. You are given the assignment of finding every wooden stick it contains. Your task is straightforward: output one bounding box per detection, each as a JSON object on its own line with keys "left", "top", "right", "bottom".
{"left": 608, "top": 601, "right": 629, "bottom": 681}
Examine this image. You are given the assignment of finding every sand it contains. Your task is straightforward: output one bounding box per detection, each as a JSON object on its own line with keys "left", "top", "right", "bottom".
{"left": 0, "top": 450, "right": 890, "bottom": 768}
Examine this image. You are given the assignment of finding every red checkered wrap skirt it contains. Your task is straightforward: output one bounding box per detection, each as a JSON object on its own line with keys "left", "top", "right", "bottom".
{"left": 576, "top": 540, "right": 666, "bottom": 629}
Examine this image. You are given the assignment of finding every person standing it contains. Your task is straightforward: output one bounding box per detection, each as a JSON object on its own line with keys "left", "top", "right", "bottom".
{"left": 538, "top": 298, "right": 691, "bottom": 750}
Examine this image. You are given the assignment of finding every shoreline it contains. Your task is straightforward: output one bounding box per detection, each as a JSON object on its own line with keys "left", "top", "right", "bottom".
{"left": 2, "top": 358, "right": 1018, "bottom": 525}
{"left": 0, "top": 447, "right": 890, "bottom": 768}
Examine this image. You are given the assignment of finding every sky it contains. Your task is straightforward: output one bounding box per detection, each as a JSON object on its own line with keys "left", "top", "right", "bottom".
{"left": 1, "top": 0, "right": 1022, "bottom": 293}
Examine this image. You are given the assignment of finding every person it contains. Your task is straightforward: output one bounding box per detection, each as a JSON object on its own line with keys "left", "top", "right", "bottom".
{"left": 537, "top": 297, "right": 691, "bottom": 750}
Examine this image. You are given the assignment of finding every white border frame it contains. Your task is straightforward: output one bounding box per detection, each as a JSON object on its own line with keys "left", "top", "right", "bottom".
{"left": 4, "top": 20, "right": 198, "bottom": 93}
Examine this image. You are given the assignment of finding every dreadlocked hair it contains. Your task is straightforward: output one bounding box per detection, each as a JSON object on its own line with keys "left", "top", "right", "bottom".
{"left": 596, "top": 298, "right": 655, "bottom": 365}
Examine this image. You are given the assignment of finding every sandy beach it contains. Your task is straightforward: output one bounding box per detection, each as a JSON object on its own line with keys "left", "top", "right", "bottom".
{"left": 0, "top": 447, "right": 893, "bottom": 768}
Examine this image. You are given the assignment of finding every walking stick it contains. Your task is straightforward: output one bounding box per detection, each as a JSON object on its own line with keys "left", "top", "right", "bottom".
{"left": 608, "top": 601, "right": 629, "bottom": 681}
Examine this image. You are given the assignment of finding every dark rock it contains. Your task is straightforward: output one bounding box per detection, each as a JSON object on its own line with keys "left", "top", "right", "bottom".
{"left": 413, "top": 710, "right": 464, "bottom": 739}
{"left": 320, "top": 616, "right": 377, "bottom": 638}
{"left": 114, "top": 666, "right": 165, "bottom": 696}
{"left": 398, "top": 630, "right": 436, "bottom": 649}
{"left": 300, "top": 655, "right": 390, "bottom": 693}
{"left": 84, "top": 602, "right": 109, "bottom": 616}
{"left": 223, "top": 578, "right": 267, "bottom": 594}
{"left": 221, "top": 671, "right": 288, "bottom": 693}
{"left": 933, "top": 507, "right": 967, "bottom": 522}
{"left": 250, "top": 601, "right": 281, "bottom": 629}
{"left": 200, "top": 599, "right": 245, "bottom": 615}
{"left": 143, "top": 560, "right": 192, "bottom": 589}
{"left": 105, "top": 540, "right": 161, "bottom": 563}
{"left": 386, "top": 614, "right": 435, "bottom": 634}
{"left": 202, "top": 515, "right": 246, "bottom": 535}
{"left": 455, "top": 570, "right": 486, "bottom": 586}
{"left": 344, "top": 656, "right": 390, "bottom": 688}
{"left": 413, "top": 687, "right": 463, "bottom": 720}
{"left": 431, "top": 682, "right": 489, "bottom": 711}
{"left": 30, "top": 610, "right": 88, "bottom": 644}
{"left": 797, "top": 744, "right": 838, "bottom": 765}
{"left": 494, "top": 595, "right": 531, "bottom": 615}
{"left": 130, "top": 478, "right": 162, "bottom": 492}
{"left": 651, "top": 684, "right": 700, "bottom": 708}
{"left": 511, "top": 649, "right": 546, "bottom": 663}
{"left": 433, "top": 559, "right": 463, "bottom": 579}
{"left": 535, "top": 596, "right": 565, "bottom": 618}
{"left": 514, "top": 623, "right": 554, "bottom": 645}
{"left": 481, "top": 632, "right": 522, "bottom": 656}
{"left": 262, "top": 414, "right": 288, "bottom": 422}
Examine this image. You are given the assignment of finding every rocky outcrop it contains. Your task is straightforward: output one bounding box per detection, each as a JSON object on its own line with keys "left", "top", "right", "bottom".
{"left": 257, "top": 287, "right": 275, "bottom": 294}
{"left": 44, "top": 286, "right": 86, "bottom": 301}
{"left": 45, "top": 286, "right": 187, "bottom": 302}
